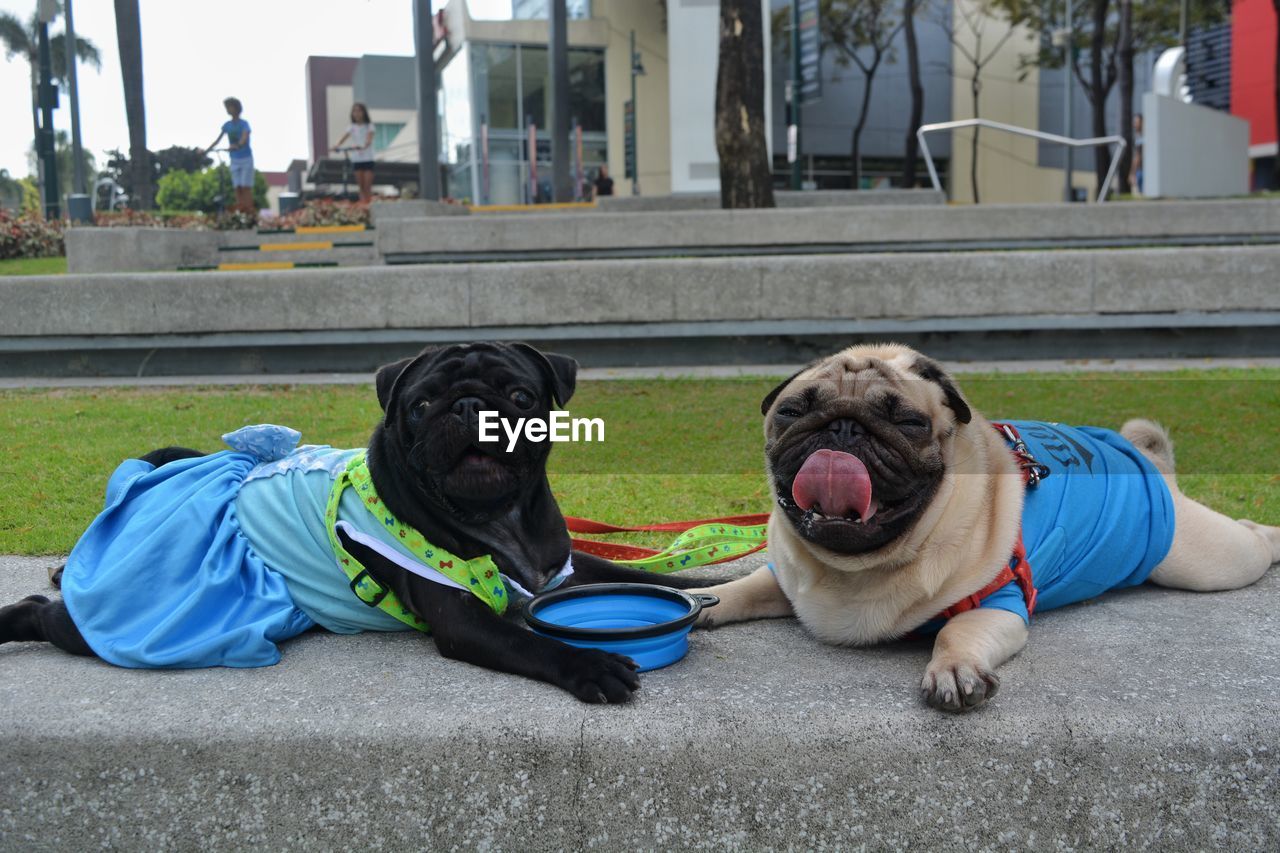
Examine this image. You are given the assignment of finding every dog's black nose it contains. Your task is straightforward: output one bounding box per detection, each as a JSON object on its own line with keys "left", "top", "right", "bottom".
{"left": 827, "top": 418, "right": 865, "bottom": 443}
{"left": 451, "top": 396, "right": 485, "bottom": 423}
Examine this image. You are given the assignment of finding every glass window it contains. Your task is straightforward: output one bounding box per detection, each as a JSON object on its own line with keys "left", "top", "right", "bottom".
{"left": 473, "top": 43, "right": 520, "bottom": 130}
{"left": 440, "top": 44, "right": 474, "bottom": 165}
{"left": 568, "top": 48, "right": 605, "bottom": 132}
{"left": 470, "top": 0, "right": 590, "bottom": 20}
{"left": 520, "top": 45, "right": 548, "bottom": 130}
{"left": 373, "top": 123, "right": 405, "bottom": 153}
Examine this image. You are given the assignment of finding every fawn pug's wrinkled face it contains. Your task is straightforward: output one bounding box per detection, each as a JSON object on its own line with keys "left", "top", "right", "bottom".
{"left": 762, "top": 347, "right": 972, "bottom": 558}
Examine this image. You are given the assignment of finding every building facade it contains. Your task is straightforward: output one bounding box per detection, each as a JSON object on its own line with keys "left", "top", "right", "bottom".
{"left": 767, "top": 0, "right": 954, "bottom": 189}
{"left": 304, "top": 0, "right": 773, "bottom": 203}
{"left": 1231, "top": 0, "right": 1278, "bottom": 187}
{"left": 301, "top": 1, "right": 1270, "bottom": 204}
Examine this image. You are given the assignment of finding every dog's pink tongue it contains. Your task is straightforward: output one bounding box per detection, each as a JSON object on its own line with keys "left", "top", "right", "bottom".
{"left": 792, "top": 449, "right": 874, "bottom": 520}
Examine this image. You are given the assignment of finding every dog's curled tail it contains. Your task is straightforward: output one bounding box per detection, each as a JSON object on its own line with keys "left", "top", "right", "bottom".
{"left": 1122, "top": 418, "right": 1175, "bottom": 475}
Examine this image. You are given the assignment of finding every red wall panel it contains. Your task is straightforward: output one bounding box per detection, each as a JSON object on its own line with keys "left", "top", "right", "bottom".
{"left": 1231, "top": 0, "right": 1278, "bottom": 148}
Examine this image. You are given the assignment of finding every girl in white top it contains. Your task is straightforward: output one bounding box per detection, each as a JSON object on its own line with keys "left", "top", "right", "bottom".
{"left": 333, "top": 102, "right": 376, "bottom": 204}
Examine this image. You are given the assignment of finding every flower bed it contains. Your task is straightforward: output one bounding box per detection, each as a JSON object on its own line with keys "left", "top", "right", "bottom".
{"left": 271, "top": 200, "right": 371, "bottom": 230}
{"left": 90, "top": 201, "right": 371, "bottom": 233}
{"left": 0, "top": 209, "right": 65, "bottom": 260}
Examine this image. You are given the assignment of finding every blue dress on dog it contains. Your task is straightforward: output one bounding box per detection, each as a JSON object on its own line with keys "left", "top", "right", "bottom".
{"left": 59, "top": 426, "right": 412, "bottom": 669}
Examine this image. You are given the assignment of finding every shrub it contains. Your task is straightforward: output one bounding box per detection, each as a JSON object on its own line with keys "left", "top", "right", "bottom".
{"left": 156, "top": 165, "right": 269, "bottom": 214}
{"left": 0, "top": 209, "right": 65, "bottom": 260}
{"left": 94, "top": 208, "right": 165, "bottom": 228}
{"left": 80, "top": 199, "right": 358, "bottom": 236}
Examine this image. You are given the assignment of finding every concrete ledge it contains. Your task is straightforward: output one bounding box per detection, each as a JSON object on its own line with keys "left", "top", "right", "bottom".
{"left": 369, "top": 199, "right": 471, "bottom": 221}
{"left": 9, "top": 246, "right": 1280, "bottom": 339}
{"left": 67, "top": 227, "right": 381, "bottom": 274}
{"left": 595, "top": 188, "right": 946, "bottom": 212}
{"left": 65, "top": 227, "right": 221, "bottom": 274}
{"left": 2, "top": 554, "right": 1277, "bottom": 849}
{"left": 378, "top": 199, "right": 1280, "bottom": 259}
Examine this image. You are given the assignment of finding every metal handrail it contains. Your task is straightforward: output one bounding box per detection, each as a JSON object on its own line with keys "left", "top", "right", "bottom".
{"left": 917, "top": 118, "right": 1127, "bottom": 204}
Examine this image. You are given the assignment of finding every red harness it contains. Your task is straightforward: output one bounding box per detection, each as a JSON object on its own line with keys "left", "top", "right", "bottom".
{"left": 932, "top": 423, "right": 1044, "bottom": 621}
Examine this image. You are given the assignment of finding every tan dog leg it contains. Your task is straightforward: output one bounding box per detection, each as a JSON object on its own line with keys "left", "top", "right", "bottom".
{"left": 1148, "top": 486, "right": 1280, "bottom": 591}
{"left": 921, "top": 607, "right": 1028, "bottom": 712}
{"left": 693, "top": 566, "right": 794, "bottom": 628}
{"left": 1125, "top": 419, "right": 1279, "bottom": 591}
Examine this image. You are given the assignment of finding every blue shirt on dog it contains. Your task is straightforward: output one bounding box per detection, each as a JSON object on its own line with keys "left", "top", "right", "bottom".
{"left": 973, "top": 420, "right": 1176, "bottom": 624}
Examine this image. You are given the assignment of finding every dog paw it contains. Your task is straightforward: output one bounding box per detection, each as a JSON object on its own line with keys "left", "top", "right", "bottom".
{"left": 920, "top": 657, "right": 1000, "bottom": 713}
{"left": 687, "top": 587, "right": 719, "bottom": 629}
{"left": 558, "top": 648, "right": 641, "bottom": 703}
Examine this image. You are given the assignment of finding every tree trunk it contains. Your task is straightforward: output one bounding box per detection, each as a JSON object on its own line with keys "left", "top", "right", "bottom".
{"left": 902, "top": 0, "right": 924, "bottom": 189}
{"left": 1089, "top": 0, "right": 1111, "bottom": 193}
{"left": 1117, "top": 0, "right": 1133, "bottom": 195}
{"left": 970, "top": 74, "right": 981, "bottom": 204}
{"left": 715, "top": 0, "right": 776, "bottom": 208}
{"left": 851, "top": 62, "right": 878, "bottom": 189}
{"left": 114, "top": 0, "right": 152, "bottom": 209}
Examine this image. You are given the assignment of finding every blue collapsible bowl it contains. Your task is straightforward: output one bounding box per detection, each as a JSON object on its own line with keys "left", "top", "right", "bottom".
{"left": 523, "top": 583, "right": 720, "bottom": 672}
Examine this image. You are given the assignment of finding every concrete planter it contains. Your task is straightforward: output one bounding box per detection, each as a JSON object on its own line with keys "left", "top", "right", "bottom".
{"left": 65, "top": 227, "right": 221, "bottom": 274}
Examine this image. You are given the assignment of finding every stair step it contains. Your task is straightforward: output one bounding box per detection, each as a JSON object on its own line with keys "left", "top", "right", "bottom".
{"left": 175, "top": 261, "right": 340, "bottom": 271}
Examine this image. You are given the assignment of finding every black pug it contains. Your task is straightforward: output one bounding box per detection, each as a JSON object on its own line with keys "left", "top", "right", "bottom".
{"left": 0, "top": 342, "right": 703, "bottom": 702}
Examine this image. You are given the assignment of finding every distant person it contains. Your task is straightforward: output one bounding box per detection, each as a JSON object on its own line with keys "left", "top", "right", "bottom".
{"left": 1130, "top": 113, "right": 1144, "bottom": 195}
{"left": 202, "top": 97, "right": 255, "bottom": 213}
{"left": 332, "top": 102, "right": 376, "bottom": 204}
{"left": 593, "top": 164, "right": 614, "bottom": 198}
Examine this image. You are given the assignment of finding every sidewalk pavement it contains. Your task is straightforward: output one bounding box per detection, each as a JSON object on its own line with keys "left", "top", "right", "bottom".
{"left": 2, "top": 553, "right": 1277, "bottom": 849}
{"left": 1, "top": 357, "right": 1278, "bottom": 390}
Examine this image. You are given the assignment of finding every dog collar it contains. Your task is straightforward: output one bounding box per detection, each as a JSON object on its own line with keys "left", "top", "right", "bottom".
{"left": 326, "top": 452, "right": 514, "bottom": 631}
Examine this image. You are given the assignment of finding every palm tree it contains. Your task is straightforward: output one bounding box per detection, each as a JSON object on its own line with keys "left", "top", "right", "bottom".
{"left": 0, "top": 3, "right": 101, "bottom": 194}
{"left": 113, "top": 0, "right": 151, "bottom": 209}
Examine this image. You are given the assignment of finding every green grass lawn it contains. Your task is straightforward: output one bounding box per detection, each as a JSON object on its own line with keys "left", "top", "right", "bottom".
{"left": 2, "top": 371, "right": 1277, "bottom": 555}
{"left": 0, "top": 256, "right": 67, "bottom": 276}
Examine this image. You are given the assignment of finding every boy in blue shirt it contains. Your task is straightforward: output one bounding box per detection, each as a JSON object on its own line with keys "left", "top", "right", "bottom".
{"left": 203, "top": 97, "right": 255, "bottom": 213}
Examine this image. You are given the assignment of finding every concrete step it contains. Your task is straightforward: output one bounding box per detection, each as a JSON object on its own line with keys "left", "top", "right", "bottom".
{"left": 6, "top": 245, "right": 1280, "bottom": 375}
{"left": 377, "top": 198, "right": 1280, "bottom": 262}
{"left": 216, "top": 230, "right": 378, "bottom": 268}
{"left": 65, "top": 225, "right": 378, "bottom": 275}
{"left": 2, "top": 554, "right": 1277, "bottom": 849}
{"left": 257, "top": 224, "right": 374, "bottom": 238}
{"left": 212, "top": 243, "right": 378, "bottom": 268}
{"left": 595, "top": 187, "right": 948, "bottom": 212}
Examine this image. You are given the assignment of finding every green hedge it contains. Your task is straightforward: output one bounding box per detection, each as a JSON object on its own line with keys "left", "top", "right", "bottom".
{"left": 156, "top": 165, "right": 268, "bottom": 213}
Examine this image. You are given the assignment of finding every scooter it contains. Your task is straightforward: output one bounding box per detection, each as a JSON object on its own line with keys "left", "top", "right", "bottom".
{"left": 208, "top": 148, "right": 232, "bottom": 215}
{"left": 332, "top": 146, "right": 361, "bottom": 202}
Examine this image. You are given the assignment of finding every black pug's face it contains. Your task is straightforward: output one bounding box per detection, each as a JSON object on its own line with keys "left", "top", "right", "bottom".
{"left": 375, "top": 342, "right": 576, "bottom": 517}
{"left": 761, "top": 347, "right": 971, "bottom": 556}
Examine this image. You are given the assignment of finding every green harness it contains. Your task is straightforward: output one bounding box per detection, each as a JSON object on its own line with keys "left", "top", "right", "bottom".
{"left": 325, "top": 453, "right": 508, "bottom": 632}
{"left": 326, "top": 454, "right": 768, "bottom": 632}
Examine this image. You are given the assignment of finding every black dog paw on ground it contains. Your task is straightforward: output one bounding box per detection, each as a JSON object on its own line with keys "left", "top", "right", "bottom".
{"left": 557, "top": 648, "right": 641, "bottom": 703}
